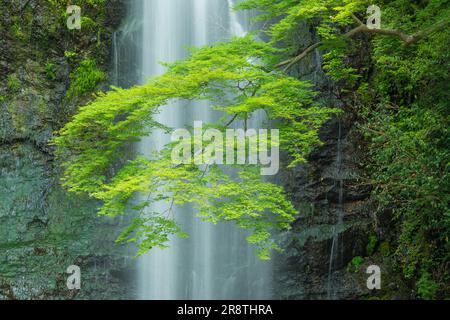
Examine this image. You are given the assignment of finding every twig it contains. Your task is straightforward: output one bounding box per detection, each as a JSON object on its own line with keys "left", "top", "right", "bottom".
{"left": 225, "top": 113, "right": 239, "bottom": 127}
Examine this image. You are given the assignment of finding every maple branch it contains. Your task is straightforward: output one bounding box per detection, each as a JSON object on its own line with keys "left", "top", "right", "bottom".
{"left": 225, "top": 113, "right": 239, "bottom": 127}
{"left": 277, "top": 14, "right": 449, "bottom": 71}
{"left": 277, "top": 42, "right": 323, "bottom": 70}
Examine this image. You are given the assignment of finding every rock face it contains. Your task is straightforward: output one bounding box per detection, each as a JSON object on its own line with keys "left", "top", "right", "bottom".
{"left": 273, "top": 24, "right": 376, "bottom": 300}
{"left": 0, "top": 0, "right": 136, "bottom": 299}
{"left": 275, "top": 115, "right": 374, "bottom": 299}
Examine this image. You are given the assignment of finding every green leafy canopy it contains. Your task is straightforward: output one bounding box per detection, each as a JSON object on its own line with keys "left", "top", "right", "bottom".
{"left": 53, "top": 36, "right": 337, "bottom": 259}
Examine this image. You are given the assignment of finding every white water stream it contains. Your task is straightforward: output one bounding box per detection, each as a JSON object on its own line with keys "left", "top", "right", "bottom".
{"left": 113, "top": 0, "right": 272, "bottom": 300}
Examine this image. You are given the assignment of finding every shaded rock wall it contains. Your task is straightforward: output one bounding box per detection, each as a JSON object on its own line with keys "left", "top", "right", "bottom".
{"left": 273, "top": 23, "right": 377, "bottom": 300}
{"left": 0, "top": 0, "right": 136, "bottom": 299}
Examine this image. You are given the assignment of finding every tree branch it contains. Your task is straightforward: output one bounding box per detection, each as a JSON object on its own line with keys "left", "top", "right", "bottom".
{"left": 277, "top": 42, "right": 322, "bottom": 70}
{"left": 225, "top": 113, "right": 239, "bottom": 128}
{"left": 277, "top": 15, "right": 450, "bottom": 71}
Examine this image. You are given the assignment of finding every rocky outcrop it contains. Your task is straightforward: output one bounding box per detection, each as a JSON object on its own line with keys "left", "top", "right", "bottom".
{"left": 0, "top": 0, "right": 136, "bottom": 299}
{"left": 273, "top": 23, "right": 378, "bottom": 300}
{"left": 275, "top": 115, "right": 375, "bottom": 299}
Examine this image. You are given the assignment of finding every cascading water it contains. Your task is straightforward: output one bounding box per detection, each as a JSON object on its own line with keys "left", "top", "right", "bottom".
{"left": 114, "top": 0, "right": 272, "bottom": 300}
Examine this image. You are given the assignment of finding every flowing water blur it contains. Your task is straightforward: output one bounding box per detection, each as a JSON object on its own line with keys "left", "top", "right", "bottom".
{"left": 115, "top": 0, "right": 272, "bottom": 300}
{"left": 327, "top": 117, "right": 345, "bottom": 299}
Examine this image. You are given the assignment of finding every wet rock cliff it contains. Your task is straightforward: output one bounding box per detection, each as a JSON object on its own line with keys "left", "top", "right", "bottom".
{"left": 273, "top": 24, "right": 392, "bottom": 300}
{"left": 0, "top": 0, "right": 136, "bottom": 299}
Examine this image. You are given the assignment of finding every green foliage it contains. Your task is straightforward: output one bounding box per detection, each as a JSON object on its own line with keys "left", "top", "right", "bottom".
{"left": 366, "top": 235, "right": 378, "bottom": 256}
{"left": 66, "top": 58, "right": 105, "bottom": 100}
{"left": 417, "top": 272, "right": 440, "bottom": 300}
{"left": 64, "top": 51, "right": 77, "bottom": 59}
{"left": 11, "top": 22, "right": 26, "bottom": 41}
{"left": 352, "top": 256, "right": 364, "bottom": 267}
{"left": 238, "top": 0, "right": 449, "bottom": 296}
{"left": 237, "top": 0, "right": 367, "bottom": 53}
{"left": 235, "top": 0, "right": 374, "bottom": 92}
{"left": 359, "top": 0, "right": 450, "bottom": 297}
{"left": 379, "top": 241, "right": 390, "bottom": 257}
{"left": 45, "top": 62, "right": 57, "bottom": 80}
{"left": 106, "top": 156, "right": 297, "bottom": 259}
{"left": 347, "top": 256, "right": 364, "bottom": 273}
{"left": 116, "top": 216, "right": 189, "bottom": 255}
{"left": 368, "top": 108, "right": 448, "bottom": 286}
{"left": 367, "top": 105, "right": 449, "bottom": 279}
{"left": 54, "top": 36, "right": 336, "bottom": 258}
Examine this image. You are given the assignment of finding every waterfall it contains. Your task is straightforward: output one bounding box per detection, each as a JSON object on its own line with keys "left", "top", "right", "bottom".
{"left": 112, "top": 32, "right": 119, "bottom": 86}
{"left": 326, "top": 117, "right": 345, "bottom": 299}
{"left": 113, "top": 0, "right": 272, "bottom": 300}
{"left": 227, "top": 0, "right": 246, "bottom": 37}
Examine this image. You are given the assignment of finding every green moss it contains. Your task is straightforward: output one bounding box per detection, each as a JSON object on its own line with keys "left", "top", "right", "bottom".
{"left": 417, "top": 272, "right": 439, "bottom": 300}
{"left": 80, "top": 16, "right": 98, "bottom": 30}
{"left": 64, "top": 51, "right": 77, "bottom": 59}
{"left": 347, "top": 256, "right": 364, "bottom": 273}
{"left": 11, "top": 22, "right": 26, "bottom": 41}
{"left": 7, "top": 74, "right": 20, "bottom": 92}
{"left": 379, "top": 241, "right": 390, "bottom": 257}
{"left": 366, "top": 235, "right": 378, "bottom": 256}
{"left": 66, "top": 58, "right": 105, "bottom": 100}
{"left": 352, "top": 256, "right": 364, "bottom": 267}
